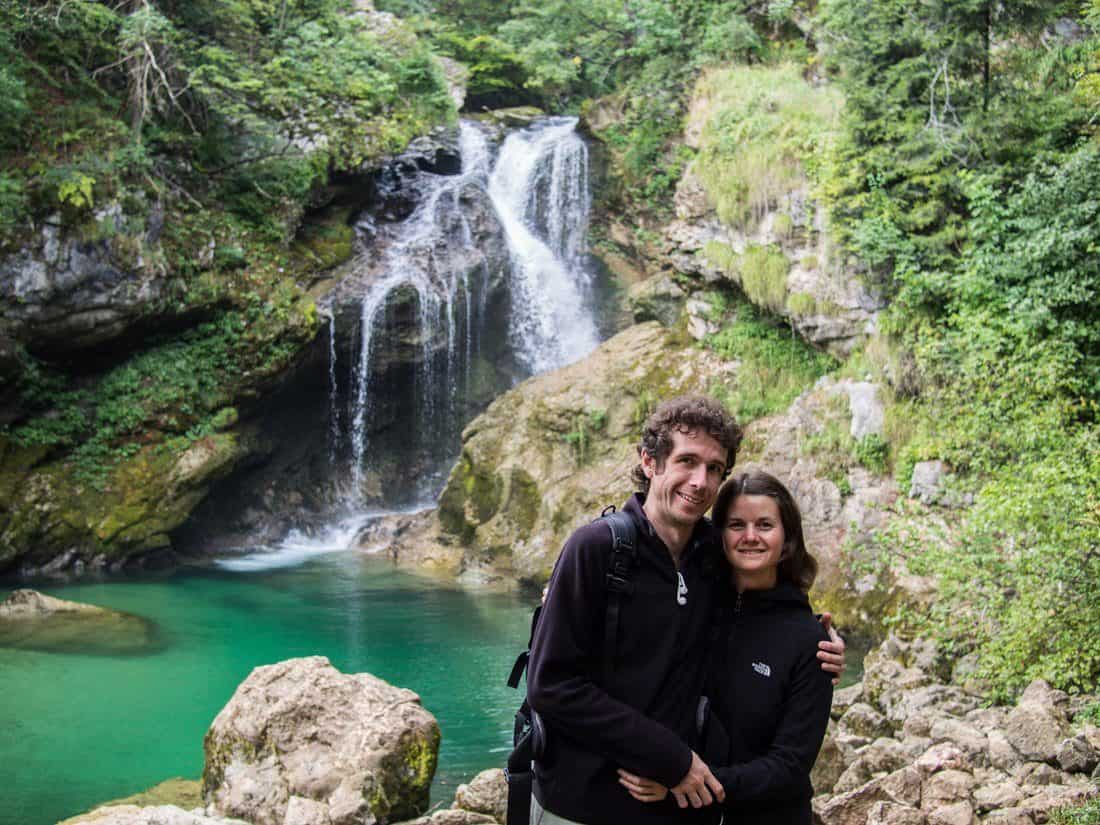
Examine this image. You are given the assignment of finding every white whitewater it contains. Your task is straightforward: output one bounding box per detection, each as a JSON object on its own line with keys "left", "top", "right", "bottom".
{"left": 488, "top": 117, "right": 598, "bottom": 373}
{"left": 340, "top": 116, "right": 599, "bottom": 493}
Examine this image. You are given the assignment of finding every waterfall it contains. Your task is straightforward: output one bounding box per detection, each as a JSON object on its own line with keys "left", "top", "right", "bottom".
{"left": 488, "top": 118, "right": 598, "bottom": 374}
{"left": 327, "top": 117, "right": 600, "bottom": 506}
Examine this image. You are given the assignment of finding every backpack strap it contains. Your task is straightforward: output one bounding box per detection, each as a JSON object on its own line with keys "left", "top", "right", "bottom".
{"left": 507, "top": 604, "right": 543, "bottom": 689}
{"left": 601, "top": 507, "right": 638, "bottom": 687}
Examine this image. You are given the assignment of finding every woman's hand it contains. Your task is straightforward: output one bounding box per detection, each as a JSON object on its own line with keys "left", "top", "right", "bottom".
{"left": 817, "top": 612, "right": 847, "bottom": 685}
{"left": 617, "top": 768, "right": 669, "bottom": 803}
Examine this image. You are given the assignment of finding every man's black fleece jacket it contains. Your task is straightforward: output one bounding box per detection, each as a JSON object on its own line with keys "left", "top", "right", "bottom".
{"left": 526, "top": 494, "right": 719, "bottom": 825}
{"left": 704, "top": 581, "right": 834, "bottom": 825}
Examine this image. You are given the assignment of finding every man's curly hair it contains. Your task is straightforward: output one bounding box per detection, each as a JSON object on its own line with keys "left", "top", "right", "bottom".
{"left": 631, "top": 396, "right": 743, "bottom": 495}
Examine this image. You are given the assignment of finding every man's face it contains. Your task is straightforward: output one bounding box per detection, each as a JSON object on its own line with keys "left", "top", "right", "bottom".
{"left": 641, "top": 428, "right": 727, "bottom": 533}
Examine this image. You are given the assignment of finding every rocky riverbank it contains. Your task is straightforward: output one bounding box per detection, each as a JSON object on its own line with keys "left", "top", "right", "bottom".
{"left": 63, "top": 635, "right": 1099, "bottom": 825}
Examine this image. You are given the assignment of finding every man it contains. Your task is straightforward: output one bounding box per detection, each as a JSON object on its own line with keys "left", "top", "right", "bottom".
{"left": 526, "top": 396, "right": 844, "bottom": 825}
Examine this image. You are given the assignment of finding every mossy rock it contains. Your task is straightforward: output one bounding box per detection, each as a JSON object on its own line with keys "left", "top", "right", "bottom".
{"left": 0, "top": 432, "right": 247, "bottom": 572}
{"left": 293, "top": 207, "right": 356, "bottom": 271}
{"left": 406, "top": 322, "right": 738, "bottom": 582}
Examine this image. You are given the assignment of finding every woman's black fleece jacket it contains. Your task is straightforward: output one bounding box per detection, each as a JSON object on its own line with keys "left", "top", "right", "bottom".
{"left": 703, "top": 581, "right": 834, "bottom": 825}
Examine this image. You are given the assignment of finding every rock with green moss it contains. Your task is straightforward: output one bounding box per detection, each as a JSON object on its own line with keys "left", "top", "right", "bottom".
{"left": 0, "top": 432, "right": 247, "bottom": 575}
{"left": 203, "top": 656, "right": 440, "bottom": 825}
{"left": 390, "top": 321, "right": 735, "bottom": 584}
{"left": 0, "top": 588, "right": 158, "bottom": 654}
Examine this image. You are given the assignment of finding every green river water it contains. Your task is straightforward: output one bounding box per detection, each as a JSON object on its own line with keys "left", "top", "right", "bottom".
{"left": 0, "top": 549, "right": 535, "bottom": 825}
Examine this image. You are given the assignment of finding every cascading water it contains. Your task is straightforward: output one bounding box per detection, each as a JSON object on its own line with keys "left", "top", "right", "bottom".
{"left": 219, "top": 116, "right": 602, "bottom": 569}
{"left": 334, "top": 116, "right": 599, "bottom": 501}
{"left": 488, "top": 118, "right": 599, "bottom": 373}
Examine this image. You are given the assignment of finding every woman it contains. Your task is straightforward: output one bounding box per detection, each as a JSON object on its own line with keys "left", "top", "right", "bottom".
{"left": 618, "top": 471, "right": 834, "bottom": 825}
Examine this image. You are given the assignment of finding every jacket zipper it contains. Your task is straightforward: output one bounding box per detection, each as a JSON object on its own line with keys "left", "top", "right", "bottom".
{"left": 676, "top": 571, "right": 688, "bottom": 605}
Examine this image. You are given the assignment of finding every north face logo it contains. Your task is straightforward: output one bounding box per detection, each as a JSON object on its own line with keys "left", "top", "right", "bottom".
{"left": 752, "top": 661, "right": 771, "bottom": 677}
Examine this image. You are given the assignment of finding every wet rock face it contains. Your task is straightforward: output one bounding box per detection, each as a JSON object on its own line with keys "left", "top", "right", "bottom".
{"left": 203, "top": 656, "right": 440, "bottom": 825}
{"left": 813, "top": 637, "right": 1100, "bottom": 825}
{"left": 387, "top": 321, "right": 738, "bottom": 582}
{"left": 0, "top": 205, "right": 174, "bottom": 357}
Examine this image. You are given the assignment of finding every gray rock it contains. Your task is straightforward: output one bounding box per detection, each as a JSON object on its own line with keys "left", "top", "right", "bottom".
{"left": 841, "top": 703, "right": 894, "bottom": 739}
{"left": 834, "top": 761, "right": 875, "bottom": 795}
{"left": 1018, "top": 680, "right": 1070, "bottom": 715}
{"left": 929, "top": 719, "right": 988, "bottom": 765}
{"left": 451, "top": 769, "right": 506, "bottom": 824}
{"left": 921, "top": 770, "right": 976, "bottom": 810}
{"left": 1019, "top": 785, "right": 1098, "bottom": 823}
{"left": 926, "top": 800, "right": 975, "bottom": 825}
{"left": 860, "top": 738, "right": 912, "bottom": 775}
{"left": 881, "top": 766, "right": 923, "bottom": 807}
{"left": 988, "top": 730, "right": 1026, "bottom": 773}
{"left": 963, "top": 707, "right": 1008, "bottom": 733}
{"left": 1014, "top": 762, "right": 1066, "bottom": 787}
{"left": 983, "top": 808, "right": 1035, "bottom": 825}
{"left": 203, "top": 656, "right": 440, "bottom": 825}
{"left": 0, "top": 209, "right": 175, "bottom": 354}
{"left": 866, "top": 802, "right": 927, "bottom": 825}
{"left": 846, "top": 381, "right": 885, "bottom": 440}
{"left": 832, "top": 682, "right": 864, "bottom": 720}
{"left": 916, "top": 744, "right": 972, "bottom": 776}
{"left": 909, "top": 461, "right": 946, "bottom": 505}
{"left": 0, "top": 588, "right": 109, "bottom": 618}
{"left": 397, "top": 812, "right": 496, "bottom": 825}
{"left": 1056, "top": 735, "right": 1099, "bottom": 774}
{"left": 1004, "top": 705, "right": 1072, "bottom": 764}
{"left": 815, "top": 776, "right": 894, "bottom": 825}
{"left": 812, "top": 722, "right": 847, "bottom": 795}
{"left": 626, "top": 274, "right": 686, "bottom": 327}
{"left": 974, "top": 782, "right": 1025, "bottom": 813}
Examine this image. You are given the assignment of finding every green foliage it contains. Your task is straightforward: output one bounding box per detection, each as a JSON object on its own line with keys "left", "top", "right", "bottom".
{"left": 854, "top": 433, "right": 889, "bottom": 475}
{"left": 0, "top": 0, "right": 454, "bottom": 244}
{"left": 739, "top": 244, "right": 789, "bottom": 313}
{"left": 705, "top": 299, "right": 835, "bottom": 423}
{"left": 1051, "top": 799, "right": 1100, "bottom": 825}
{"left": 888, "top": 428, "right": 1100, "bottom": 702}
{"left": 7, "top": 278, "right": 316, "bottom": 489}
{"left": 432, "top": 31, "right": 531, "bottom": 109}
{"left": 1077, "top": 702, "right": 1100, "bottom": 726}
{"left": 786, "top": 291, "right": 817, "bottom": 317}
{"left": 818, "top": 0, "right": 1093, "bottom": 285}
{"left": 693, "top": 63, "right": 842, "bottom": 230}
{"left": 563, "top": 407, "right": 608, "bottom": 464}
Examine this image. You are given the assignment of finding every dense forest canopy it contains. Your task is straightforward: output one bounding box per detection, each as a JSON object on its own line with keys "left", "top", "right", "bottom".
{"left": 1, "top": 0, "right": 1098, "bottom": 703}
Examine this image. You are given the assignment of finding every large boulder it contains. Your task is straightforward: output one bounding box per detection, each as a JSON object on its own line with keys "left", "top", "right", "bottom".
{"left": 1003, "top": 681, "right": 1073, "bottom": 764}
{"left": 387, "top": 321, "right": 736, "bottom": 582}
{"left": 203, "top": 656, "right": 440, "bottom": 825}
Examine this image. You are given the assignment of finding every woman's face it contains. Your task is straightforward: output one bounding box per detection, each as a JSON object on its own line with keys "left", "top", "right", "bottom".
{"left": 723, "top": 494, "right": 785, "bottom": 588}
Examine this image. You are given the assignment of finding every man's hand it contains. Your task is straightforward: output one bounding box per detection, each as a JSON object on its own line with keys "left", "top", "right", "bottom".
{"left": 617, "top": 769, "right": 668, "bottom": 803}
{"left": 667, "top": 751, "right": 725, "bottom": 808}
{"left": 817, "top": 612, "right": 847, "bottom": 685}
